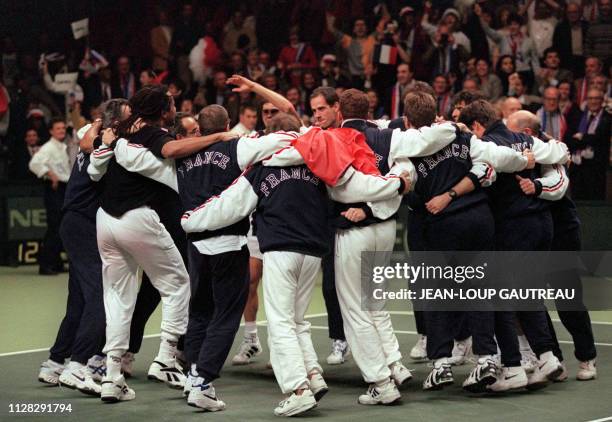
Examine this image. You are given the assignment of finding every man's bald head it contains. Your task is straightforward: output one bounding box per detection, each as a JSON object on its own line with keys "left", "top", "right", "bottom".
{"left": 506, "top": 110, "right": 541, "bottom": 136}
{"left": 502, "top": 97, "right": 522, "bottom": 118}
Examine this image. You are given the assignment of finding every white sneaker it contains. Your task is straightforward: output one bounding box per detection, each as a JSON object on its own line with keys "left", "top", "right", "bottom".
{"left": 121, "top": 352, "right": 135, "bottom": 378}
{"left": 100, "top": 374, "right": 135, "bottom": 402}
{"left": 577, "top": 359, "right": 597, "bottom": 381}
{"left": 422, "top": 358, "right": 454, "bottom": 390}
{"left": 187, "top": 381, "right": 226, "bottom": 411}
{"left": 147, "top": 360, "right": 185, "bottom": 389}
{"left": 520, "top": 348, "right": 539, "bottom": 374}
{"left": 462, "top": 356, "right": 498, "bottom": 393}
{"left": 448, "top": 337, "right": 472, "bottom": 366}
{"left": 409, "top": 335, "right": 428, "bottom": 361}
{"left": 231, "top": 335, "right": 262, "bottom": 366}
{"left": 527, "top": 351, "right": 563, "bottom": 390}
{"left": 358, "top": 380, "right": 401, "bottom": 405}
{"left": 308, "top": 372, "right": 329, "bottom": 402}
{"left": 87, "top": 355, "right": 106, "bottom": 382}
{"left": 176, "top": 350, "right": 187, "bottom": 373}
{"left": 59, "top": 364, "right": 102, "bottom": 396}
{"left": 389, "top": 361, "right": 412, "bottom": 386}
{"left": 274, "top": 389, "right": 317, "bottom": 417}
{"left": 552, "top": 363, "right": 568, "bottom": 382}
{"left": 326, "top": 339, "right": 350, "bottom": 365}
{"left": 38, "top": 359, "right": 64, "bottom": 385}
{"left": 184, "top": 368, "right": 197, "bottom": 398}
{"left": 487, "top": 366, "right": 528, "bottom": 392}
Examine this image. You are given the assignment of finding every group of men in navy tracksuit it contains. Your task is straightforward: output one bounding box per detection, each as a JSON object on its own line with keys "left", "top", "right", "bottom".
{"left": 37, "top": 75, "right": 598, "bottom": 417}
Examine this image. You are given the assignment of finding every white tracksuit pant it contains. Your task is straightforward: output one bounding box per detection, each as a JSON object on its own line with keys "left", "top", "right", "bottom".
{"left": 97, "top": 207, "right": 190, "bottom": 354}
{"left": 263, "top": 251, "right": 323, "bottom": 394}
{"left": 334, "top": 219, "right": 402, "bottom": 383}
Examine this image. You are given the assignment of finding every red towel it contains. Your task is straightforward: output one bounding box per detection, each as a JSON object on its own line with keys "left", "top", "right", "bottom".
{"left": 292, "top": 127, "right": 380, "bottom": 186}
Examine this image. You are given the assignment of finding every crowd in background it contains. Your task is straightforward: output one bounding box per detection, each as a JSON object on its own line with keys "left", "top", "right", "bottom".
{"left": 0, "top": 0, "right": 610, "bottom": 198}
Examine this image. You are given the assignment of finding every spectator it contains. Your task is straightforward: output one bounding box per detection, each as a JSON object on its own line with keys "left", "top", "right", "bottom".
{"left": 111, "top": 56, "right": 138, "bottom": 99}
{"left": 223, "top": 10, "right": 257, "bottom": 55}
{"left": 501, "top": 96, "right": 523, "bottom": 123}
{"left": 41, "top": 60, "right": 84, "bottom": 123}
{"left": 82, "top": 65, "right": 112, "bottom": 109}
{"left": 170, "top": 3, "right": 200, "bottom": 91}
{"left": 0, "top": 77, "right": 9, "bottom": 140}
{"left": 262, "top": 73, "right": 279, "bottom": 92}
{"left": 496, "top": 54, "right": 516, "bottom": 95}
{"left": 230, "top": 104, "right": 258, "bottom": 136}
{"left": 582, "top": 0, "right": 601, "bottom": 22}
{"left": 28, "top": 117, "right": 70, "bottom": 275}
{"left": 421, "top": 4, "right": 471, "bottom": 55}
{"left": 465, "top": 57, "right": 478, "bottom": 80}
{"left": 150, "top": 9, "right": 172, "bottom": 72}
{"left": 285, "top": 86, "right": 306, "bottom": 117}
{"left": 463, "top": 77, "right": 479, "bottom": 93}
{"left": 509, "top": 72, "right": 542, "bottom": 112}
{"left": 205, "top": 70, "right": 231, "bottom": 106}
{"left": 558, "top": 80, "right": 583, "bottom": 136}
{"left": 433, "top": 74, "right": 452, "bottom": 117}
{"left": 139, "top": 69, "right": 157, "bottom": 87}
{"left": 567, "top": 88, "right": 611, "bottom": 199}
{"left": 12, "top": 128, "right": 41, "bottom": 180}
{"left": 326, "top": 14, "right": 377, "bottom": 89}
{"left": 535, "top": 48, "right": 574, "bottom": 94}
{"left": 422, "top": 7, "right": 471, "bottom": 78}
{"left": 575, "top": 56, "right": 603, "bottom": 108}
{"left": 228, "top": 51, "right": 246, "bottom": 76}
{"left": 528, "top": 1, "right": 559, "bottom": 58}
{"left": 180, "top": 98, "right": 195, "bottom": 114}
{"left": 366, "top": 88, "right": 386, "bottom": 119}
{"left": 584, "top": 0, "right": 612, "bottom": 63}
{"left": 476, "top": 7, "right": 540, "bottom": 85}
{"left": 552, "top": 1, "right": 589, "bottom": 76}
{"left": 536, "top": 86, "right": 566, "bottom": 140}
{"left": 245, "top": 49, "right": 265, "bottom": 81}
{"left": 319, "top": 54, "right": 349, "bottom": 89}
{"left": 475, "top": 58, "right": 503, "bottom": 100}
{"left": 277, "top": 27, "right": 318, "bottom": 88}
{"left": 301, "top": 71, "right": 318, "bottom": 115}
{"left": 388, "top": 63, "right": 416, "bottom": 119}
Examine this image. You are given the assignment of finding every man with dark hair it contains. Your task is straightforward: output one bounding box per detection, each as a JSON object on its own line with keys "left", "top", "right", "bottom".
{"left": 173, "top": 112, "right": 200, "bottom": 139}
{"left": 388, "top": 63, "right": 416, "bottom": 119}
{"left": 88, "top": 85, "right": 235, "bottom": 402}
{"left": 535, "top": 48, "right": 574, "bottom": 95}
{"left": 96, "top": 101, "right": 299, "bottom": 410}
{"left": 29, "top": 117, "right": 70, "bottom": 275}
{"left": 230, "top": 104, "right": 257, "bottom": 136}
{"left": 310, "top": 87, "right": 340, "bottom": 129}
{"left": 459, "top": 99, "right": 571, "bottom": 391}
{"left": 451, "top": 90, "right": 487, "bottom": 122}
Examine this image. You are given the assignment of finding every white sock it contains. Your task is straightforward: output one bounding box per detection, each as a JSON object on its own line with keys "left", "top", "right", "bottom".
{"left": 540, "top": 351, "right": 554, "bottom": 362}
{"left": 156, "top": 333, "right": 179, "bottom": 363}
{"left": 106, "top": 351, "right": 123, "bottom": 379}
{"left": 67, "top": 361, "right": 85, "bottom": 371}
{"left": 190, "top": 363, "right": 198, "bottom": 376}
{"left": 244, "top": 321, "right": 257, "bottom": 337}
{"left": 375, "top": 378, "right": 391, "bottom": 388}
{"left": 518, "top": 335, "right": 531, "bottom": 351}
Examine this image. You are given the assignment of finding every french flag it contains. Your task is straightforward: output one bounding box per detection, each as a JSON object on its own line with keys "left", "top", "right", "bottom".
{"left": 375, "top": 43, "right": 398, "bottom": 66}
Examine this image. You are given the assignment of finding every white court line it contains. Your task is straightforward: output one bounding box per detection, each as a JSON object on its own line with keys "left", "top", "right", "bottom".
{"left": 2, "top": 311, "right": 611, "bottom": 357}
{"left": 0, "top": 312, "right": 329, "bottom": 357}
{"left": 584, "top": 417, "right": 612, "bottom": 422}
{"left": 386, "top": 310, "right": 612, "bottom": 326}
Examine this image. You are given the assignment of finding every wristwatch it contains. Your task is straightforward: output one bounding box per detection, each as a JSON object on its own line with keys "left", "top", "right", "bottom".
{"left": 447, "top": 189, "right": 457, "bottom": 200}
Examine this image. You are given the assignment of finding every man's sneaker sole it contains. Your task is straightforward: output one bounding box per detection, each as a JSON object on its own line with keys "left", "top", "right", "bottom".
{"left": 275, "top": 401, "right": 317, "bottom": 417}
{"left": 526, "top": 366, "right": 563, "bottom": 391}
{"left": 313, "top": 387, "right": 328, "bottom": 402}
{"left": 187, "top": 401, "right": 225, "bottom": 412}
{"left": 463, "top": 374, "right": 497, "bottom": 394}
